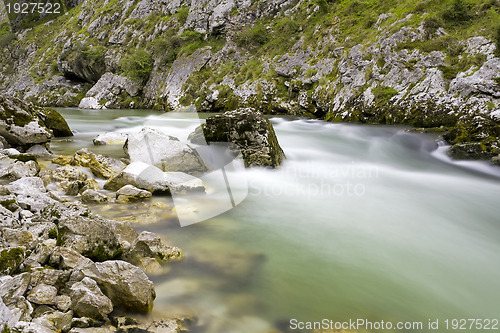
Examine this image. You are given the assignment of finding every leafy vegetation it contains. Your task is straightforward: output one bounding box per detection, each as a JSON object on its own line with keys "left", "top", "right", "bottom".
{"left": 120, "top": 48, "right": 153, "bottom": 83}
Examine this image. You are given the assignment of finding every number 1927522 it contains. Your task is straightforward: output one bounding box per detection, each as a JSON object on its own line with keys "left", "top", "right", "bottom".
{"left": 5, "top": 2, "right": 62, "bottom": 14}
{"left": 445, "top": 319, "right": 499, "bottom": 330}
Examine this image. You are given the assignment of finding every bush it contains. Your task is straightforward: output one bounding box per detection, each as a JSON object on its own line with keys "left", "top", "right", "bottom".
{"left": 442, "top": 0, "right": 472, "bottom": 24}
{"left": 235, "top": 24, "right": 270, "bottom": 49}
{"left": 121, "top": 48, "right": 153, "bottom": 83}
{"left": 373, "top": 85, "right": 398, "bottom": 106}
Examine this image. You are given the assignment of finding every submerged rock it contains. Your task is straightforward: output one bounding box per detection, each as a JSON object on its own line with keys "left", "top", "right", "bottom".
{"left": 201, "top": 108, "right": 286, "bottom": 168}
{"left": 115, "top": 185, "right": 151, "bottom": 203}
{"left": 448, "top": 143, "right": 495, "bottom": 160}
{"left": 124, "top": 127, "right": 208, "bottom": 174}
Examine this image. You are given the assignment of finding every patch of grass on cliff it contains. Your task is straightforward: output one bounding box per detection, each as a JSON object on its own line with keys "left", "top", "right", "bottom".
{"left": 121, "top": 48, "right": 153, "bottom": 83}
{"left": 373, "top": 85, "right": 398, "bottom": 106}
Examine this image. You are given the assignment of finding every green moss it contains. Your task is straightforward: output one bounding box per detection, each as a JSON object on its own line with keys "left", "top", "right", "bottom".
{"left": 372, "top": 85, "right": 398, "bottom": 106}
{"left": 82, "top": 244, "right": 123, "bottom": 262}
{"left": 8, "top": 154, "right": 37, "bottom": 162}
{"left": 0, "top": 199, "right": 18, "bottom": 212}
{"left": 48, "top": 228, "right": 58, "bottom": 240}
{"left": 0, "top": 247, "right": 25, "bottom": 275}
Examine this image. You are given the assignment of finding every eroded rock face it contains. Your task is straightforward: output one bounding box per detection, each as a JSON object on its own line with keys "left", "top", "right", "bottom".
{"left": 202, "top": 108, "right": 286, "bottom": 168}
{"left": 0, "top": 94, "right": 72, "bottom": 148}
{"left": 79, "top": 73, "right": 141, "bottom": 109}
{"left": 79, "top": 260, "right": 156, "bottom": 313}
{"left": 125, "top": 127, "right": 209, "bottom": 174}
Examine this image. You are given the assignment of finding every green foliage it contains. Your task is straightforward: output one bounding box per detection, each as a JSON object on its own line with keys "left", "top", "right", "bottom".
{"left": 442, "top": 0, "right": 472, "bottom": 24}
{"left": 495, "top": 25, "right": 500, "bottom": 56}
{"left": 121, "top": 48, "right": 153, "bottom": 83}
{"left": 0, "top": 30, "right": 16, "bottom": 50}
{"left": 235, "top": 24, "right": 270, "bottom": 49}
{"left": 372, "top": 85, "right": 398, "bottom": 106}
{"left": 177, "top": 6, "right": 189, "bottom": 25}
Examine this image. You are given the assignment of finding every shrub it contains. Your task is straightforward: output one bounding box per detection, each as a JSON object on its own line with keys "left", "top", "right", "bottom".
{"left": 442, "top": 0, "right": 472, "bottom": 24}
{"left": 235, "top": 24, "right": 270, "bottom": 49}
{"left": 121, "top": 48, "right": 153, "bottom": 83}
{"left": 373, "top": 85, "right": 398, "bottom": 106}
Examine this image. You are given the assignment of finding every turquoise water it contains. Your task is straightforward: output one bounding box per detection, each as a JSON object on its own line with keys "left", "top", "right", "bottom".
{"left": 54, "top": 109, "right": 500, "bottom": 333}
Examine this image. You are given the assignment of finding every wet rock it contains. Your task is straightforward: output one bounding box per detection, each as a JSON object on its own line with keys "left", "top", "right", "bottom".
{"left": 202, "top": 108, "right": 285, "bottom": 168}
{"left": 136, "top": 257, "right": 163, "bottom": 275}
{"left": 49, "top": 165, "right": 88, "bottom": 183}
{"left": 124, "top": 127, "right": 208, "bottom": 174}
{"left": 125, "top": 231, "right": 183, "bottom": 264}
{"left": 79, "top": 260, "right": 155, "bottom": 313}
{"left": 81, "top": 189, "right": 108, "bottom": 204}
{"left": 25, "top": 145, "right": 54, "bottom": 158}
{"left": 448, "top": 143, "right": 495, "bottom": 160}
{"left": 27, "top": 284, "right": 57, "bottom": 305}
{"left": 93, "top": 132, "right": 127, "bottom": 145}
{"left": 74, "top": 148, "right": 126, "bottom": 179}
{"left": 115, "top": 185, "right": 151, "bottom": 203}
{"left": 69, "top": 277, "right": 113, "bottom": 320}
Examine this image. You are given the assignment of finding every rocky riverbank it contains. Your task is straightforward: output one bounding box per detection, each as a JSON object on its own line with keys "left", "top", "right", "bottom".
{"left": 0, "top": 95, "right": 286, "bottom": 332}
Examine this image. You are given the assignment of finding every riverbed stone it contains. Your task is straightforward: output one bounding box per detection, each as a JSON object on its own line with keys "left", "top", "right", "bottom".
{"left": 49, "top": 246, "right": 93, "bottom": 270}
{"left": 69, "top": 277, "right": 113, "bottom": 320}
{"left": 124, "top": 127, "right": 209, "bottom": 174}
{"left": 74, "top": 148, "right": 126, "bottom": 179}
{"left": 51, "top": 155, "right": 74, "bottom": 166}
{"left": 202, "top": 108, "right": 286, "bottom": 168}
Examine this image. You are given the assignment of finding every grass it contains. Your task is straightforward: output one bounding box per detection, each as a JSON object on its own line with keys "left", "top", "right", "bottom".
{"left": 120, "top": 48, "right": 153, "bottom": 83}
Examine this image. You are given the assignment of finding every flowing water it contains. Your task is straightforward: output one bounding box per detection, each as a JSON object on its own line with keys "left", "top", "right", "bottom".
{"left": 53, "top": 108, "right": 500, "bottom": 333}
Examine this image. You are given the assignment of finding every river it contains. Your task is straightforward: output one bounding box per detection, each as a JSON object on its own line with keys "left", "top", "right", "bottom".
{"left": 52, "top": 108, "right": 500, "bottom": 333}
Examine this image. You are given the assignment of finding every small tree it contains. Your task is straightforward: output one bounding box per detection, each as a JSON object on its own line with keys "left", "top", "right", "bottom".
{"left": 121, "top": 48, "right": 153, "bottom": 84}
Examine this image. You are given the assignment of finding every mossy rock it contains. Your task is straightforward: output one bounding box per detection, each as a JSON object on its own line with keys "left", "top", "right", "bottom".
{"left": 0, "top": 247, "right": 25, "bottom": 275}
{"left": 36, "top": 107, "right": 73, "bottom": 137}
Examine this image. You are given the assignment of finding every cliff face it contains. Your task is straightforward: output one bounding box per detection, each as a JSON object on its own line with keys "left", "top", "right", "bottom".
{"left": 1, "top": 0, "right": 500, "bottom": 160}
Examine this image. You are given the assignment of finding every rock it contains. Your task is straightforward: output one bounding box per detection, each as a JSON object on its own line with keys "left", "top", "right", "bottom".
{"left": 32, "top": 310, "right": 73, "bottom": 332}
{"left": 125, "top": 231, "right": 183, "bottom": 264}
{"left": 0, "top": 297, "right": 16, "bottom": 329}
{"left": 81, "top": 189, "right": 108, "bottom": 204}
{"left": 51, "top": 155, "right": 74, "bottom": 165}
{"left": 26, "top": 284, "right": 57, "bottom": 305}
{"left": 0, "top": 273, "right": 31, "bottom": 306}
{"left": 115, "top": 185, "right": 151, "bottom": 203}
{"left": 136, "top": 257, "right": 163, "bottom": 275}
{"left": 0, "top": 155, "right": 39, "bottom": 180}
{"left": 1, "top": 229, "right": 37, "bottom": 250}
{"left": 69, "top": 277, "right": 113, "bottom": 320}
{"left": 57, "top": 214, "right": 124, "bottom": 261}
{"left": 33, "top": 107, "right": 73, "bottom": 137}
{"left": 25, "top": 145, "right": 54, "bottom": 158}
{"left": 49, "top": 247, "right": 93, "bottom": 270}
{"left": 449, "top": 58, "right": 500, "bottom": 97}
{"left": 6, "top": 177, "right": 57, "bottom": 213}
{"left": 0, "top": 205, "right": 20, "bottom": 229}
{"left": 58, "top": 42, "right": 106, "bottom": 83}
{"left": 0, "top": 94, "right": 71, "bottom": 148}
{"left": 79, "top": 73, "right": 141, "bottom": 109}
{"left": 74, "top": 148, "right": 126, "bottom": 179}
{"left": 30, "top": 269, "right": 70, "bottom": 291}
{"left": 0, "top": 247, "right": 25, "bottom": 275}
{"left": 104, "top": 161, "right": 206, "bottom": 194}
{"left": 124, "top": 127, "right": 208, "bottom": 174}
{"left": 93, "top": 132, "right": 127, "bottom": 145}
{"left": 79, "top": 260, "right": 155, "bottom": 313}
{"left": 13, "top": 320, "right": 56, "bottom": 333}
{"left": 202, "top": 108, "right": 286, "bottom": 168}
{"left": 55, "top": 295, "right": 72, "bottom": 312}
{"left": 49, "top": 165, "right": 87, "bottom": 182}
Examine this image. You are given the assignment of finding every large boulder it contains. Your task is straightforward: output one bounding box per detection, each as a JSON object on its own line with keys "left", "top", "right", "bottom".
{"left": 201, "top": 108, "right": 285, "bottom": 168}
{"left": 79, "top": 260, "right": 155, "bottom": 313}
{"left": 74, "top": 148, "right": 125, "bottom": 179}
{"left": 124, "top": 127, "right": 209, "bottom": 174}
{"left": 0, "top": 94, "right": 72, "bottom": 148}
